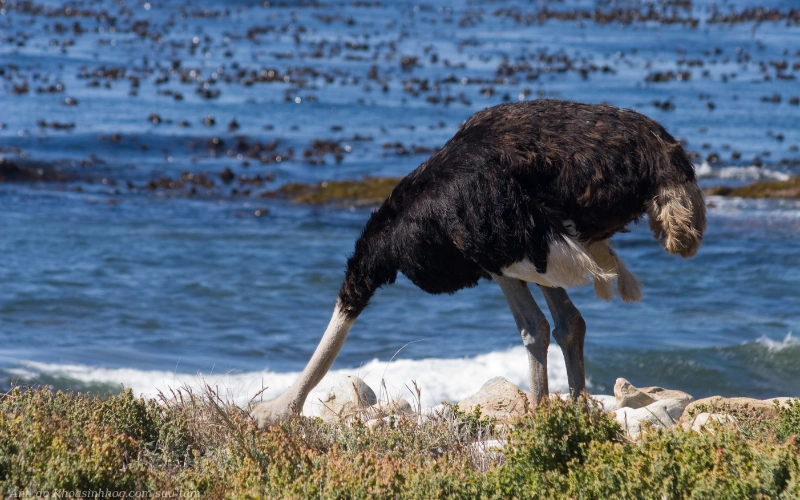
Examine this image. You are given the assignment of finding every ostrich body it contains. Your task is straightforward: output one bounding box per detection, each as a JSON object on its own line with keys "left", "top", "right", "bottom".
{"left": 252, "top": 99, "right": 706, "bottom": 427}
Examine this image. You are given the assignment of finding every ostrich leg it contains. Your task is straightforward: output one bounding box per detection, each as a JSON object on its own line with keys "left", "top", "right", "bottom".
{"left": 539, "top": 287, "right": 586, "bottom": 399}
{"left": 495, "top": 275, "right": 551, "bottom": 406}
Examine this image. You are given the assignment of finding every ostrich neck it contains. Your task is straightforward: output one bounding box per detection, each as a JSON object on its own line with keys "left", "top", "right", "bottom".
{"left": 284, "top": 299, "right": 356, "bottom": 409}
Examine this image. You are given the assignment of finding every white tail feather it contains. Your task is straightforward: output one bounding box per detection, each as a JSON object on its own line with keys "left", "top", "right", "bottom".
{"left": 585, "top": 241, "right": 616, "bottom": 301}
{"left": 500, "top": 235, "right": 613, "bottom": 290}
{"left": 586, "top": 240, "right": 642, "bottom": 302}
{"left": 544, "top": 236, "right": 615, "bottom": 290}
{"left": 613, "top": 251, "right": 642, "bottom": 303}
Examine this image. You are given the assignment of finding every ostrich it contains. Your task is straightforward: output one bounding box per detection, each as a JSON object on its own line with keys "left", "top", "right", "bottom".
{"left": 252, "top": 99, "right": 706, "bottom": 427}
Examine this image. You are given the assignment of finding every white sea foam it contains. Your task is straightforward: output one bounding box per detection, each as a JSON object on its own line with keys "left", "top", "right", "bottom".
{"left": 695, "top": 161, "right": 790, "bottom": 181}
{"left": 8, "top": 346, "right": 572, "bottom": 409}
{"left": 753, "top": 332, "right": 798, "bottom": 352}
{"left": 706, "top": 195, "right": 800, "bottom": 220}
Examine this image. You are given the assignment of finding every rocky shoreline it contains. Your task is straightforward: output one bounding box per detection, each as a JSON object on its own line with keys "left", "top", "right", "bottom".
{"left": 302, "top": 373, "right": 797, "bottom": 442}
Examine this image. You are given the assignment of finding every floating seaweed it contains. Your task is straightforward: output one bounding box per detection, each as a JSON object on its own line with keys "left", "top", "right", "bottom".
{"left": 268, "top": 177, "right": 402, "bottom": 206}
{"left": 704, "top": 176, "right": 800, "bottom": 199}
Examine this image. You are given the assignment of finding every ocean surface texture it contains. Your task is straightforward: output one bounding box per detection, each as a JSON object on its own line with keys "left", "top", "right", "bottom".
{"left": 1, "top": 0, "right": 799, "bottom": 407}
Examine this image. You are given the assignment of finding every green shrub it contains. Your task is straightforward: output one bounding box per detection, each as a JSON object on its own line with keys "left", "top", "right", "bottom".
{"left": 489, "top": 396, "right": 625, "bottom": 498}
{"left": 565, "top": 425, "right": 800, "bottom": 499}
{"left": 776, "top": 398, "right": 800, "bottom": 443}
{"left": 0, "top": 387, "right": 188, "bottom": 493}
{"left": 504, "top": 397, "right": 625, "bottom": 472}
{"left": 444, "top": 402, "right": 497, "bottom": 438}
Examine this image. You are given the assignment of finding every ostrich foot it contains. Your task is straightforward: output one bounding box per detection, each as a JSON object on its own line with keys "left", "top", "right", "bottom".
{"left": 250, "top": 393, "right": 300, "bottom": 428}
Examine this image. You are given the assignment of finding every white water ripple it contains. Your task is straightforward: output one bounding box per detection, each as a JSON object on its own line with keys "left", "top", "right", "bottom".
{"left": 695, "top": 161, "right": 790, "bottom": 181}
{"left": 753, "top": 332, "right": 798, "bottom": 352}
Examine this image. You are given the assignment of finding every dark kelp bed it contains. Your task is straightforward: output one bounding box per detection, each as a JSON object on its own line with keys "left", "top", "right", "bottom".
{"left": 5, "top": 155, "right": 800, "bottom": 207}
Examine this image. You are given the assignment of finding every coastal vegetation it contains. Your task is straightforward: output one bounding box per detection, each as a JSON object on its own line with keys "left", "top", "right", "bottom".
{"left": 1, "top": 387, "right": 798, "bottom": 499}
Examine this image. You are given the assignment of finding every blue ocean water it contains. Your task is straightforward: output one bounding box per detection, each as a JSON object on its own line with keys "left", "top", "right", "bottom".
{"left": 1, "top": 0, "right": 799, "bottom": 405}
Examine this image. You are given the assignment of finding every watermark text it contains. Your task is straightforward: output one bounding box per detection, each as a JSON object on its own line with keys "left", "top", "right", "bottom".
{"left": 6, "top": 489, "right": 199, "bottom": 499}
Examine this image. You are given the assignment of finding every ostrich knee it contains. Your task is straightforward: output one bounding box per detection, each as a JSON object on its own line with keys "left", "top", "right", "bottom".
{"left": 551, "top": 310, "right": 586, "bottom": 350}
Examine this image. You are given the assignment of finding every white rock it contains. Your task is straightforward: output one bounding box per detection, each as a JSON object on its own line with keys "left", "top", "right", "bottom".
{"left": 384, "top": 396, "right": 414, "bottom": 415}
{"left": 685, "top": 396, "right": 778, "bottom": 419}
{"left": 614, "top": 398, "right": 689, "bottom": 440}
{"left": 457, "top": 376, "right": 529, "bottom": 421}
{"left": 363, "top": 397, "right": 414, "bottom": 421}
{"left": 591, "top": 394, "right": 618, "bottom": 412}
{"left": 302, "top": 374, "right": 377, "bottom": 421}
{"left": 614, "top": 378, "right": 693, "bottom": 411}
{"left": 682, "top": 412, "right": 737, "bottom": 434}
{"left": 642, "top": 386, "right": 694, "bottom": 405}
{"left": 614, "top": 378, "right": 656, "bottom": 409}
{"left": 422, "top": 403, "right": 449, "bottom": 420}
{"left": 765, "top": 397, "right": 798, "bottom": 408}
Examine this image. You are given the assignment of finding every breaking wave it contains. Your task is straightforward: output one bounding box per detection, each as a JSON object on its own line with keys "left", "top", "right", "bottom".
{"left": 2, "top": 345, "right": 571, "bottom": 409}
{"left": 695, "top": 161, "right": 790, "bottom": 181}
